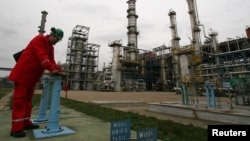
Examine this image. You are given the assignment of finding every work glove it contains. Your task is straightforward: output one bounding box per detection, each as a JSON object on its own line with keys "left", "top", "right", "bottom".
{"left": 51, "top": 71, "right": 69, "bottom": 77}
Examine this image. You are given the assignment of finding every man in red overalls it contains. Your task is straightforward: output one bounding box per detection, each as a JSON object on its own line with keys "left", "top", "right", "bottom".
{"left": 8, "top": 27, "right": 66, "bottom": 138}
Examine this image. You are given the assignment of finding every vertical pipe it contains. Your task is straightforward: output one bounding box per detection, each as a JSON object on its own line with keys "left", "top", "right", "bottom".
{"left": 72, "top": 38, "right": 84, "bottom": 90}
{"left": 246, "top": 27, "right": 250, "bottom": 38}
{"left": 210, "top": 84, "right": 217, "bottom": 108}
{"left": 33, "top": 77, "right": 50, "bottom": 122}
{"left": 186, "top": 0, "right": 201, "bottom": 54}
{"left": 43, "top": 76, "right": 63, "bottom": 133}
{"left": 205, "top": 84, "right": 211, "bottom": 108}
{"left": 226, "top": 38, "right": 231, "bottom": 52}
{"left": 205, "top": 83, "right": 217, "bottom": 108}
{"left": 181, "top": 83, "right": 189, "bottom": 105}
{"left": 169, "top": 10, "right": 181, "bottom": 88}
{"left": 127, "top": 0, "right": 139, "bottom": 61}
{"left": 38, "top": 11, "right": 48, "bottom": 35}
{"left": 208, "top": 31, "right": 220, "bottom": 64}
{"left": 110, "top": 41, "right": 122, "bottom": 91}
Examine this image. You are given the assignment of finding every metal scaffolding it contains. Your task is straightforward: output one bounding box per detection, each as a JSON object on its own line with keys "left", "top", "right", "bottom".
{"left": 66, "top": 25, "right": 100, "bottom": 90}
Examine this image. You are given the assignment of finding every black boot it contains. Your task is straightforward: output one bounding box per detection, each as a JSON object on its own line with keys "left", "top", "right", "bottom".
{"left": 10, "top": 130, "right": 26, "bottom": 138}
{"left": 24, "top": 124, "right": 40, "bottom": 130}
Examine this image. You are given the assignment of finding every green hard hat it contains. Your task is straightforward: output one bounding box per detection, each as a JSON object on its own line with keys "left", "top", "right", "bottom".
{"left": 51, "top": 27, "right": 64, "bottom": 40}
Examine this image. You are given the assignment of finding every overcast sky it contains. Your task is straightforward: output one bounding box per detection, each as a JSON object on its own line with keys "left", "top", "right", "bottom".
{"left": 0, "top": 0, "right": 249, "bottom": 77}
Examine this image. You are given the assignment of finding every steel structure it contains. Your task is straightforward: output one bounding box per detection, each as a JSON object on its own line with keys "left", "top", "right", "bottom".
{"left": 122, "top": 0, "right": 140, "bottom": 81}
{"left": 66, "top": 25, "right": 100, "bottom": 90}
{"left": 169, "top": 10, "right": 181, "bottom": 89}
{"left": 126, "top": 0, "right": 139, "bottom": 58}
{"left": 109, "top": 40, "right": 123, "bottom": 91}
{"left": 38, "top": 11, "right": 48, "bottom": 35}
{"left": 62, "top": 0, "right": 250, "bottom": 105}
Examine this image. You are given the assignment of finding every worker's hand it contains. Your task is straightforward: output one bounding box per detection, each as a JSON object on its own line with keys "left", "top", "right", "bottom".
{"left": 44, "top": 71, "right": 69, "bottom": 77}
{"left": 51, "top": 71, "right": 69, "bottom": 77}
{"left": 51, "top": 71, "right": 60, "bottom": 76}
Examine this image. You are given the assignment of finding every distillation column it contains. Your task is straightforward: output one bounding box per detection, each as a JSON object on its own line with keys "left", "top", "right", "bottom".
{"left": 121, "top": 0, "right": 141, "bottom": 81}
{"left": 209, "top": 31, "right": 219, "bottom": 52}
{"left": 66, "top": 25, "right": 89, "bottom": 90}
{"left": 186, "top": 0, "right": 202, "bottom": 52}
{"left": 209, "top": 30, "right": 219, "bottom": 64}
{"left": 73, "top": 38, "right": 85, "bottom": 90}
{"left": 126, "top": 0, "right": 139, "bottom": 61}
{"left": 186, "top": 0, "right": 202, "bottom": 103}
{"left": 109, "top": 40, "right": 123, "bottom": 91}
{"left": 160, "top": 47, "right": 166, "bottom": 83}
{"left": 84, "top": 44, "right": 100, "bottom": 90}
{"left": 169, "top": 10, "right": 181, "bottom": 88}
{"left": 66, "top": 25, "right": 100, "bottom": 90}
{"left": 153, "top": 45, "right": 167, "bottom": 83}
{"left": 38, "top": 11, "right": 48, "bottom": 35}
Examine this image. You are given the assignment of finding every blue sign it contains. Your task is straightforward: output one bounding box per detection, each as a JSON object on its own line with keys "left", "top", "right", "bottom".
{"left": 137, "top": 127, "right": 157, "bottom": 141}
{"left": 110, "top": 119, "right": 131, "bottom": 141}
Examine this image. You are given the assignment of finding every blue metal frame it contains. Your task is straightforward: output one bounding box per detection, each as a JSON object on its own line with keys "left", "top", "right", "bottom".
{"left": 33, "top": 76, "right": 75, "bottom": 139}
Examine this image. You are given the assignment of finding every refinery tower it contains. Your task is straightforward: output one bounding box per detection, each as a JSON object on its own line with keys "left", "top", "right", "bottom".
{"left": 66, "top": 25, "right": 100, "bottom": 90}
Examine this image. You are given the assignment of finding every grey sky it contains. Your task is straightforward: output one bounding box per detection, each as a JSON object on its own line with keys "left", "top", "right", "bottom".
{"left": 0, "top": 0, "right": 249, "bottom": 77}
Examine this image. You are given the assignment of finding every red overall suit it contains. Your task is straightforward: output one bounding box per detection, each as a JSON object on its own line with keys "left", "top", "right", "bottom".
{"left": 8, "top": 34, "right": 62, "bottom": 132}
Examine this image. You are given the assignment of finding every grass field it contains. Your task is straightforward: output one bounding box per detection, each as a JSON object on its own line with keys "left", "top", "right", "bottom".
{"left": 0, "top": 88, "right": 12, "bottom": 99}
{"left": 1, "top": 87, "right": 208, "bottom": 141}
{"left": 32, "top": 94, "right": 208, "bottom": 141}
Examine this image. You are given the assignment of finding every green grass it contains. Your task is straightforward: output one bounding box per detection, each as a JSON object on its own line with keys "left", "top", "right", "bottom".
{"left": 0, "top": 88, "right": 12, "bottom": 99}
{"left": 32, "top": 94, "right": 207, "bottom": 141}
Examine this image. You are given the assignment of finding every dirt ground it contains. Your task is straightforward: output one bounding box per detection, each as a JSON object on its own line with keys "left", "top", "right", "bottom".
{"left": 36, "top": 90, "right": 231, "bottom": 128}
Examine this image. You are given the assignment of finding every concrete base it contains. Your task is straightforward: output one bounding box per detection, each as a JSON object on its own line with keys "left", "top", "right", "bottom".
{"left": 33, "top": 126, "right": 75, "bottom": 139}
{"left": 90, "top": 100, "right": 146, "bottom": 107}
{"left": 31, "top": 118, "right": 48, "bottom": 124}
{"left": 147, "top": 102, "right": 250, "bottom": 124}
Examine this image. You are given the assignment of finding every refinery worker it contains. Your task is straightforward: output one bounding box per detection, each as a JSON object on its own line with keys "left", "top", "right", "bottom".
{"left": 8, "top": 27, "right": 67, "bottom": 138}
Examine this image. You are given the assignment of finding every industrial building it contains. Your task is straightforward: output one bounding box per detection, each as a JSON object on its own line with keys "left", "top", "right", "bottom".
{"left": 63, "top": 0, "right": 249, "bottom": 106}
{"left": 66, "top": 25, "right": 100, "bottom": 90}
